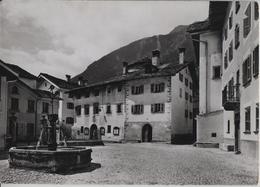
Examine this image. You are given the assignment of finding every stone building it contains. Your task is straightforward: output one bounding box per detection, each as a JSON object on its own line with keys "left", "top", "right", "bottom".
{"left": 188, "top": 1, "right": 259, "bottom": 158}
{"left": 68, "top": 49, "right": 195, "bottom": 143}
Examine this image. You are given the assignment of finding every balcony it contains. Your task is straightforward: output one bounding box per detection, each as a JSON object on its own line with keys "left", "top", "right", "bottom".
{"left": 222, "top": 84, "right": 240, "bottom": 111}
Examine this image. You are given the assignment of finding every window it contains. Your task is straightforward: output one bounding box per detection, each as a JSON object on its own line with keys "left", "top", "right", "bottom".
{"left": 242, "top": 55, "right": 252, "bottom": 86}
{"left": 229, "top": 12, "right": 233, "bottom": 29}
{"left": 131, "top": 104, "right": 144, "bottom": 114}
{"left": 106, "top": 103, "right": 111, "bottom": 114}
{"left": 227, "top": 120, "right": 230, "bottom": 133}
{"left": 107, "top": 87, "right": 112, "bottom": 94}
{"left": 11, "top": 98, "right": 19, "bottom": 111}
{"left": 235, "top": 1, "right": 240, "bottom": 14}
{"left": 253, "top": 45, "right": 259, "bottom": 77}
{"left": 131, "top": 85, "right": 144, "bottom": 95}
{"left": 189, "top": 82, "right": 192, "bottom": 90}
{"left": 67, "top": 102, "right": 74, "bottom": 109}
{"left": 117, "top": 103, "right": 122, "bottom": 113}
{"left": 151, "top": 103, "right": 164, "bottom": 113}
{"left": 66, "top": 117, "right": 74, "bottom": 124}
{"left": 42, "top": 102, "right": 49, "bottom": 114}
{"left": 213, "top": 66, "right": 221, "bottom": 79}
{"left": 27, "top": 100, "right": 35, "bottom": 113}
{"left": 107, "top": 125, "right": 111, "bottom": 133}
{"left": 211, "top": 133, "right": 217, "bottom": 137}
{"left": 185, "top": 78, "right": 188, "bottom": 87}
{"left": 93, "top": 103, "right": 99, "bottom": 114}
{"left": 151, "top": 83, "right": 165, "bottom": 93}
{"left": 94, "top": 90, "right": 99, "bottom": 96}
{"left": 179, "top": 88, "right": 182, "bottom": 98}
{"left": 11, "top": 86, "right": 18, "bottom": 94}
{"left": 256, "top": 103, "right": 259, "bottom": 132}
{"left": 84, "top": 91, "right": 90, "bottom": 98}
{"left": 229, "top": 40, "right": 233, "bottom": 61}
{"left": 190, "top": 95, "right": 193, "bottom": 103}
{"left": 113, "top": 127, "right": 120, "bottom": 136}
{"left": 244, "top": 3, "right": 251, "bottom": 38}
{"left": 75, "top": 105, "right": 81, "bottom": 116}
{"left": 224, "top": 51, "right": 228, "bottom": 69}
{"left": 84, "top": 104, "right": 89, "bottom": 115}
{"left": 189, "top": 111, "right": 193, "bottom": 119}
{"left": 224, "top": 27, "right": 228, "bottom": 40}
{"left": 84, "top": 127, "right": 89, "bottom": 135}
{"left": 179, "top": 73, "right": 183, "bottom": 82}
{"left": 185, "top": 109, "right": 188, "bottom": 118}
{"left": 118, "top": 85, "right": 122, "bottom": 92}
{"left": 228, "top": 78, "right": 234, "bottom": 98}
{"left": 245, "top": 107, "right": 251, "bottom": 133}
{"left": 100, "top": 127, "right": 105, "bottom": 136}
{"left": 68, "top": 93, "right": 73, "bottom": 98}
{"left": 255, "top": 2, "right": 259, "bottom": 20}
{"left": 81, "top": 126, "right": 84, "bottom": 133}
{"left": 76, "top": 94, "right": 81, "bottom": 99}
{"left": 185, "top": 92, "right": 188, "bottom": 101}
{"left": 235, "top": 24, "right": 240, "bottom": 49}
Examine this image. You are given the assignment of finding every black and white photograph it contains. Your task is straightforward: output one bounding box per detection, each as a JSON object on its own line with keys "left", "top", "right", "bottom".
{"left": 0, "top": 0, "right": 258, "bottom": 185}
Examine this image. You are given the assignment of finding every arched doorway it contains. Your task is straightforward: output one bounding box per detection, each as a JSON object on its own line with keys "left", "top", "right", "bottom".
{"left": 90, "top": 124, "right": 98, "bottom": 140}
{"left": 142, "top": 124, "right": 152, "bottom": 142}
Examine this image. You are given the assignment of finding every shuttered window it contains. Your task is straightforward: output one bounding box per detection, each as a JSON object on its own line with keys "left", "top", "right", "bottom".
{"left": 244, "top": 3, "right": 251, "bottom": 38}
{"left": 242, "top": 55, "right": 252, "bottom": 86}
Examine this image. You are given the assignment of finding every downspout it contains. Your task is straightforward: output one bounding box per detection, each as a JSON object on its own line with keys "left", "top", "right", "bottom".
{"left": 192, "top": 39, "right": 208, "bottom": 114}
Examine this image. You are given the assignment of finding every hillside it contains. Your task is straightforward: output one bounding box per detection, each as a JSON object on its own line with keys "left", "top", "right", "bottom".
{"left": 72, "top": 25, "right": 197, "bottom": 84}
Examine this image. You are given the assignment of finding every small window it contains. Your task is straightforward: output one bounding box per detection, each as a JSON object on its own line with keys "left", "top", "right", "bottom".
{"left": 211, "top": 133, "right": 217, "bottom": 137}
{"left": 185, "top": 109, "right": 188, "bottom": 118}
{"left": 80, "top": 126, "right": 84, "bottom": 133}
{"left": 84, "top": 127, "right": 89, "bottom": 135}
{"left": 106, "top": 103, "right": 112, "bottom": 114}
{"left": 84, "top": 104, "right": 89, "bottom": 115}
{"left": 189, "top": 111, "right": 193, "bottom": 119}
{"left": 67, "top": 102, "right": 74, "bottom": 109}
{"left": 42, "top": 102, "right": 49, "bottom": 114}
{"left": 179, "top": 73, "right": 183, "bottom": 82}
{"left": 118, "top": 85, "right": 122, "bottom": 92}
{"left": 213, "top": 66, "right": 221, "bottom": 79}
{"left": 151, "top": 103, "right": 164, "bottom": 113}
{"left": 11, "top": 86, "right": 19, "bottom": 94}
{"left": 107, "top": 125, "right": 111, "bottom": 133}
{"left": 224, "top": 51, "right": 228, "bottom": 69}
{"left": 179, "top": 88, "right": 182, "bottom": 98}
{"left": 244, "top": 3, "right": 251, "bottom": 38}
{"left": 68, "top": 93, "right": 73, "bottom": 98}
{"left": 245, "top": 107, "right": 251, "bottom": 133}
{"left": 256, "top": 103, "right": 259, "bottom": 132}
{"left": 75, "top": 105, "right": 81, "bottom": 116}
{"left": 185, "top": 92, "right": 188, "bottom": 101}
{"left": 235, "top": 24, "right": 240, "bottom": 49}
{"left": 255, "top": 2, "right": 259, "bottom": 20}
{"left": 100, "top": 127, "right": 105, "bottom": 136}
{"left": 242, "top": 55, "right": 252, "bottom": 86}
{"left": 229, "top": 12, "right": 233, "bottom": 29}
{"left": 66, "top": 117, "right": 74, "bottom": 124}
{"left": 27, "top": 100, "right": 35, "bottom": 113}
{"left": 151, "top": 83, "right": 165, "bottom": 93}
{"left": 113, "top": 127, "right": 120, "bottom": 136}
{"left": 117, "top": 103, "right": 122, "bottom": 113}
{"left": 224, "top": 27, "right": 228, "bottom": 40}
{"left": 93, "top": 103, "right": 99, "bottom": 114}
{"left": 131, "top": 104, "right": 144, "bottom": 115}
{"left": 227, "top": 120, "right": 230, "bottom": 133}
{"left": 11, "top": 98, "right": 19, "bottom": 112}
{"left": 76, "top": 94, "right": 81, "bottom": 99}
{"left": 229, "top": 40, "right": 233, "bottom": 61}
{"left": 235, "top": 1, "right": 240, "bottom": 14}
{"left": 190, "top": 95, "right": 193, "bottom": 103}
{"left": 131, "top": 85, "right": 144, "bottom": 95}
{"left": 84, "top": 91, "right": 90, "bottom": 98}
{"left": 107, "top": 87, "right": 112, "bottom": 94}
{"left": 189, "top": 82, "right": 192, "bottom": 90}
{"left": 185, "top": 78, "right": 188, "bottom": 87}
{"left": 77, "top": 130, "right": 80, "bottom": 135}
{"left": 94, "top": 90, "right": 99, "bottom": 96}
{"left": 253, "top": 45, "right": 259, "bottom": 77}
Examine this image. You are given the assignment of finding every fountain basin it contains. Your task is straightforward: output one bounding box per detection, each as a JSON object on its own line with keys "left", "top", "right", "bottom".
{"left": 9, "top": 146, "right": 92, "bottom": 173}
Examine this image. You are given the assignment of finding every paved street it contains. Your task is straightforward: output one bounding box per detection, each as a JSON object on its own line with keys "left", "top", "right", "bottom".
{"left": 0, "top": 143, "right": 258, "bottom": 185}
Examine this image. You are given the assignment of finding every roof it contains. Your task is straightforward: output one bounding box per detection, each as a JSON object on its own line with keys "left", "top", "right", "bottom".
{"left": 39, "top": 73, "right": 78, "bottom": 90}
{"left": 34, "top": 89, "right": 61, "bottom": 100}
{"left": 4, "top": 63, "right": 38, "bottom": 80}
{"left": 186, "top": 20, "right": 209, "bottom": 33}
{"left": 0, "top": 60, "right": 18, "bottom": 81}
{"left": 68, "top": 59, "right": 190, "bottom": 93}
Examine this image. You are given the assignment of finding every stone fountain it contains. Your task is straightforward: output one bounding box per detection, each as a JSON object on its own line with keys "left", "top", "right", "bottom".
{"left": 8, "top": 114, "right": 92, "bottom": 173}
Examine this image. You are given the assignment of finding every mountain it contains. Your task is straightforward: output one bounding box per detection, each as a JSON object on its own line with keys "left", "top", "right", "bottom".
{"left": 71, "top": 25, "right": 197, "bottom": 85}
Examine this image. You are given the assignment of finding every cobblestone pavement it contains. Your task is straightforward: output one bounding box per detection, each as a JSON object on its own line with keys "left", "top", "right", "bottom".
{"left": 0, "top": 143, "right": 258, "bottom": 184}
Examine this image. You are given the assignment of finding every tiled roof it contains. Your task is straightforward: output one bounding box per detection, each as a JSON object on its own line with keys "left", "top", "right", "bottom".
{"left": 4, "top": 63, "right": 38, "bottom": 80}
{"left": 187, "top": 20, "right": 209, "bottom": 33}
{"left": 39, "top": 73, "right": 78, "bottom": 90}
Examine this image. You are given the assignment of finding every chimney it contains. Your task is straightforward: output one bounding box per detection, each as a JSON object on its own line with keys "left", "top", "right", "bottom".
{"left": 152, "top": 49, "right": 160, "bottom": 66}
{"left": 122, "top": 61, "right": 128, "bottom": 76}
{"left": 65, "top": 74, "right": 71, "bottom": 82}
{"left": 178, "top": 48, "right": 186, "bottom": 64}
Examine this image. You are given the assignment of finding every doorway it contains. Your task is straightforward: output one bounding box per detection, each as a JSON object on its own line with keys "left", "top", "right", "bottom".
{"left": 90, "top": 124, "right": 98, "bottom": 140}
{"left": 142, "top": 124, "right": 152, "bottom": 142}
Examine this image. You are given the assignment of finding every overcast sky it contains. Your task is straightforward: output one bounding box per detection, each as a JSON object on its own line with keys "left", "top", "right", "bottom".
{"left": 0, "top": 0, "right": 208, "bottom": 79}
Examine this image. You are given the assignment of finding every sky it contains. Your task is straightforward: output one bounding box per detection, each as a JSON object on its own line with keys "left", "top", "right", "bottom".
{"left": 0, "top": 0, "right": 209, "bottom": 79}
